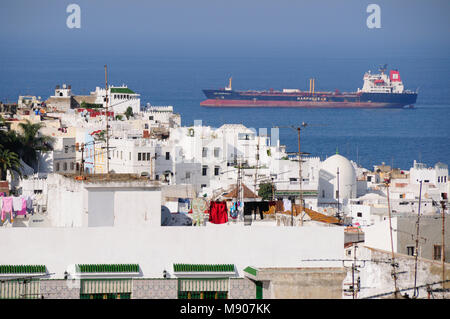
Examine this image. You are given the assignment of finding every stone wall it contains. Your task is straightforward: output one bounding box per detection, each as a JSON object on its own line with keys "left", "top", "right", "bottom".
{"left": 40, "top": 280, "right": 80, "bottom": 299}
{"left": 255, "top": 268, "right": 347, "bottom": 299}
{"left": 132, "top": 279, "right": 178, "bottom": 299}
{"left": 229, "top": 278, "right": 256, "bottom": 299}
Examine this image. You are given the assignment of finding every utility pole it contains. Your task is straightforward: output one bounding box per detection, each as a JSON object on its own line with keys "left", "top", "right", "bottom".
{"left": 274, "top": 123, "right": 308, "bottom": 226}
{"left": 254, "top": 134, "right": 260, "bottom": 198}
{"left": 385, "top": 179, "right": 400, "bottom": 298}
{"left": 337, "top": 167, "right": 340, "bottom": 220}
{"left": 413, "top": 180, "right": 423, "bottom": 298}
{"left": 104, "top": 65, "right": 110, "bottom": 174}
{"left": 441, "top": 199, "right": 447, "bottom": 297}
{"left": 297, "top": 126, "right": 304, "bottom": 226}
{"left": 80, "top": 143, "right": 85, "bottom": 176}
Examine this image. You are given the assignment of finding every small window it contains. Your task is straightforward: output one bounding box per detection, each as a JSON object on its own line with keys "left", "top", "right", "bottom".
{"left": 202, "top": 166, "right": 208, "bottom": 176}
{"left": 129, "top": 152, "right": 131, "bottom": 160}
{"left": 357, "top": 212, "right": 362, "bottom": 217}
{"left": 201, "top": 184, "right": 207, "bottom": 188}
{"left": 147, "top": 152, "right": 150, "bottom": 161}
{"left": 155, "top": 175, "right": 159, "bottom": 180}
{"left": 202, "top": 147, "right": 208, "bottom": 158}
{"left": 63, "top": 162, "right": 67, "bottom": 171}
{"left": 138, "top": 153, "right": 142, "bottom": 161}
{"left": 214, "top": 166, "right": 220, "bottom": 176}
{"left": 433, "top": 245, "right": 442, "bottom": 261}
{"left": 185, "top": 172, "right": 191, "bottom": 180}
{"left": 56, "top": 162, "right": 60, "bottom": 171}
{"left": 70, "top": 162, "right": 74, "bottom": 170}
{"left": 165, "top": 152, "right": 170, "bottom": 160}
{"left": 214, "top": 147, "right": 220, "bottom": 158}
{"left": 64, "top": 146, "right": 69, "bottom": 153}
{"left": 407, "top": 246, "right": 415, "bottom": 256}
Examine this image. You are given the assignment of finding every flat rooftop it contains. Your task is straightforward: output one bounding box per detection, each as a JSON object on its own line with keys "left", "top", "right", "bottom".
{"left": 61, "top": 173, "right": 160, "bottom": 184}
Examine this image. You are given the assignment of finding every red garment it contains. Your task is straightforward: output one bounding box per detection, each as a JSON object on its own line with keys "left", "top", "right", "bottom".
{"left": 208, "top": 201, "right": 228, "bottom": 224}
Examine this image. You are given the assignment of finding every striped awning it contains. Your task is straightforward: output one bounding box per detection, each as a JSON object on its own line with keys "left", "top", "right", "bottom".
{"left": 80, "top": 279, "right": 132, "bottom": 294}
{"left": 178, "top": 278, "right": 229, "bottom": 292}
{"left": 0, "top": 280, "right": 40, "bottom": 299}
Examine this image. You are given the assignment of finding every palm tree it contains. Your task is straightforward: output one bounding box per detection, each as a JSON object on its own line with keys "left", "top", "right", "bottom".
{"left": 0, "top": 146, "right": 22, "bottom": 180}
{"left": 17, "top": 120, "right": 54, "bottom": 170}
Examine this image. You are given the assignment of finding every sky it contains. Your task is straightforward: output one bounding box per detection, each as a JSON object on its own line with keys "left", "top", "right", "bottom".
{"left": 0, "top": 0, "right": 449, "bottom": 59}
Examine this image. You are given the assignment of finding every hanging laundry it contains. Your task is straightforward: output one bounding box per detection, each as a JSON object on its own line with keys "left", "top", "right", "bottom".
{"left": 12, "top": 196, "right": 23, "bottom": 212}
{"left": 208, "top": 201, "right": 228, "bottom": 224}
{"left": 230, "top": 202, "right": 238, "bottom": 219}
{"left": 1, "top": 197, "right": 13, "bottom": 222}
{"left": 275, "top": 200, "right": 284, "bottom": 213}
{"left": 178, "top": 198, "right": 190, "bottom": 214}
{"left": 243, "top": 201, "right": 269, "bottom": 220}
{"left": 15, "top": 197, "right": 27, "bottom": 216}
{"left": 26, "top": 196, "right": 34, "bottom": 215}
{"left": 283, "top": 198, "right": 292, "bottom": 212}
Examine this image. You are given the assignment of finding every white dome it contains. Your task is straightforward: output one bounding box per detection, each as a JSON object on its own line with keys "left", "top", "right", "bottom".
{"left": 320, "top": 154, "right": 356, "bottom": 200}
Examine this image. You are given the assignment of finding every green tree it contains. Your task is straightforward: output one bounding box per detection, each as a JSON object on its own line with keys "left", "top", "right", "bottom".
{"left": 124, "top": 106, "right": 133, "bottom": 120}
{"left": 258, "top": 182, "right": 274, "bottom": 200}
{"left": 93, "top": 130, "right": 106, "bottom": 142}
{"left": 0, "top": 146, "right": 22, "bottom": 180}
{"left": 17, "top": 120, "right": 54, "bottom": 170}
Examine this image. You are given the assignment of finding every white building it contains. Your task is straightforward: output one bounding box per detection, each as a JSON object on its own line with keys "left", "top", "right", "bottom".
{"left": 409, "top": 161, "right": 448, "bottom": 198}
{"left": 92, "top": 85, "right": 140, "bottom": 114}
{"left": 318, "top": 154, "right": 357, "bottom": 212}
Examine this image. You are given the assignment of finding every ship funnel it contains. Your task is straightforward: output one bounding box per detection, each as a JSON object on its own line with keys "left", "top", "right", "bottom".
{"left": 225, "top": 77, "right": 232, "bottom": 91}
{"left": 309, "top": 78, "right": 315, "bottom": 95}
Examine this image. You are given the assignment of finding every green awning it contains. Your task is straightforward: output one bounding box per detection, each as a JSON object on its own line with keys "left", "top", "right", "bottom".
{"left": 275, "top": 190, "right": 318, "bottom": 196}
{"left": 243, "top": 266, "right": 258, "bottom": 277}
{"left": 173, "top": 264, "right": 235, "bottom": 273}
{"left": 81, "top": 279, "right": 132, "bottom": 294}
{"left": 110, "top": 87, "right": 135, "bottom": 94}
{"left": 76, "top": 264, "right": 139, "bottom": 273}
{"left": 178, "top": 278, "right": 229, "bottom": 292}
{"left": 0, "top": 265, "right": 46, "bottom": 274}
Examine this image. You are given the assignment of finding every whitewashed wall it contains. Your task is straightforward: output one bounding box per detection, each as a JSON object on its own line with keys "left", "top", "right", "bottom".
{"left": 0, "top": 225, "right": 344, "bottom": 279}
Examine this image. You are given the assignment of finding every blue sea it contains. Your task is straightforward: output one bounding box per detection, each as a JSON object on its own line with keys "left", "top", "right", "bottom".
{"left": 0, "top": 53, "right": 449, "bottom": 171}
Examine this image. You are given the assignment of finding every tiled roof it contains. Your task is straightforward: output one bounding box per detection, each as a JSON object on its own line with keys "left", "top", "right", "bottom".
{"left": 173, "top": 264, "right": 235, "bottom": 273}
{"left": 223, "top": 184, "right": 259, "bottom": 199}
{"left": 294, "top": 205, "right": 340, "bottom": 224}
{"left": 76, "top": 264, "right": 139, "bottom": 273}
{"left": 0, "top": 265, "right": 46, "bottom": 274}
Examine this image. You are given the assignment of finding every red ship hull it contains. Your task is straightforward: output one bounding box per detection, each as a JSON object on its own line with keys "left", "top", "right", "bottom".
{"left": 200, "top": 99, "right": 402, "bottom": 108}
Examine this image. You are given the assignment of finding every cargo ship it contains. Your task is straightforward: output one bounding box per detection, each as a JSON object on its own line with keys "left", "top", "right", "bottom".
{"left": 200, "top": 66, "right": 417, "bottom": 108}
